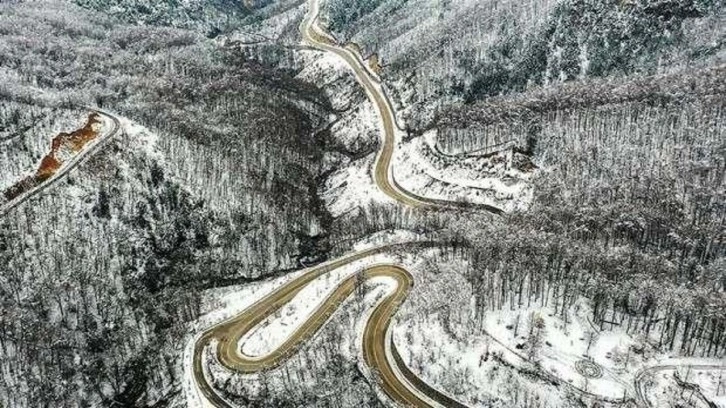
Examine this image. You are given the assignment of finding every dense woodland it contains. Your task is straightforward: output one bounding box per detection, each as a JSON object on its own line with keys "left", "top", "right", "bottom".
{"left": 432, "top": 66, "right": 724, "bottom": 153}
{"left": 0, "top": 0, "right": 340, "bottom": 406}
{"left": 0, "top": 0, "right": 724, "bottom": 406}
{"left": 324, "top": 0, "right": 724, "bottom": 129}
{"left": 74, "top": 0, "right": 256, "bottom": 36}
{"left": 321, "top": 0, "right": 725, "bottom": 362}
{"left": 426, "top": 62, "right": 726, "bottom": 359}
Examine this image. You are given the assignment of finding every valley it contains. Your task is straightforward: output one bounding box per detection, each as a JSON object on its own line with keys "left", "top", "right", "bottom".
{"left": 0, "top": 0, "right": 723, "bottom": 407}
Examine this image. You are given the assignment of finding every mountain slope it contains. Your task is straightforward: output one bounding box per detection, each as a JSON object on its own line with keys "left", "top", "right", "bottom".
{"left": 0, "top": 1, "right": 338, "bottom": 406}
{"left": 322, "top": 0, "right": 725, "bottom": 129}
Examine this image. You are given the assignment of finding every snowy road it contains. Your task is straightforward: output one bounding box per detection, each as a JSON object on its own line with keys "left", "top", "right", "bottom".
{"left": 192, "top": 243, "right": 468, "bottom": 408}
{"left": 189, "top": 0, "right": 501, "bottom": 405}
{"left": 188, "top": 0, "right": 726, "bottom": 405}
{"left": 187, "top": 0, "right": 510, "bottom": 406}
{"left": 301, "top": 0, "right": 503, "bottom": 215}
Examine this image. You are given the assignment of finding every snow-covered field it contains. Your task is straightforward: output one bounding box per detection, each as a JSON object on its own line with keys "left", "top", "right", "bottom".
{"left": 695, "top": 368, "right": 726, "bottom": 407}
{"left": 396, "top": 281, "right": 726, "bottom": 407}
{"left": 322, "top": 154, "right": 394, "bottom": 216}
{"left": 478, "top": 301, "right": 632, "bottom": 399}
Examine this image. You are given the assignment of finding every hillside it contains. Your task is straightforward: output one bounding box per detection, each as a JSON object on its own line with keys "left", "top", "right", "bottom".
{"left": 0, "top": 0, "right": 342, "bottom": 406}
{"left": 322, "top": 0, "right": 725, "bottom": 129}
{"left": 73, "top": 0, "right": 255, "bottom": 36}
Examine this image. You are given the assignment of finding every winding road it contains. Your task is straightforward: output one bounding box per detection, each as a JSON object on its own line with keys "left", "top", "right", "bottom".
{"left": 300, "top": 0, "right": 425, "bottom": 210}
{"left": 191, "top": 1, "right": 724, "bottom": 407}
{"left": 192, "top": 241, "right": 468, "bottom": 408}
{"left": 190, "top": 0, "right": 487, "bottom": 406}
{"left": 0, "top": 14, "right": 716, "bottom": 406}
{"left": 300, "top": 0, "right": 503, "bottom": 215}
{"left": 0, "top": 108, "right": 121, "bottom": 217}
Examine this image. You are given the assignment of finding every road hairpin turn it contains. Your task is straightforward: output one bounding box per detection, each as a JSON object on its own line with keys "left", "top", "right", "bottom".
{"left": 192, "top": 0, "right": 502, "bottom": 407}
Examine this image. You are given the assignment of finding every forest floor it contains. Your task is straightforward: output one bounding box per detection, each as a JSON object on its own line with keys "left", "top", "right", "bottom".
{"left": 394, "top": 295, "right": 726, "bottom": 407}
{"left": 188, "top": 234, "right": 726, "bottom": 407}
{"left": 641, "top": 365, "right": 726, "bottom": 407}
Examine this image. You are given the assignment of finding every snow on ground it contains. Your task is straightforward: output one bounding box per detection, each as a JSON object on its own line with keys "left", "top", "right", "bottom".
{"left": 181, "top": 241, "right": 418, "bottom": 407}
{"left": 395, "top": 270, "right": 726, "bottom": 408}
{"left": 643, "top": 364, "right": 726, "bottom": 408}
{"left": 693, "top": 367, "right": 726, "bottom": 407}
{"left": 394, "top": 129, "right": 534, "bottom": 212}
{"left": 120, "top": 117, "right": 163, "bottom": 161}
{"left": 182, "top": 260, "right": 335, "bottom": 407}
{"left": 296, "top": 50, "right": 396, "bottom": 217}
{"left": 227, "top": 2, "right": 305, "bottom": 44}
{"left": 239, "top": 252, "right": 400, "bottom": 357}
{"left": 394, "top": 294, "right": 634, "bottom": 404}
{"left": 182, "top": 233, "right": 726, "bottom": 407}
{"left": 321, "top": 153, "right": 393, "bottom": 216}
{"left": 296, "top": 52, "right": 360, "bottom": 110}
{"left": 479, "top": 301, "right": 632, "bottom": 399}
{"left": 394, "top": 316, "right": 568, "bottom": 407}
{"left": 315, "top": 76, "right": 390, "bottom": 218}
{"left": 297, "top": 28, "right": 535, "bottom": 217}
{"left": 351, "top": 229, "right": 424, "bottom": 251}
{"left": 302, "top": 52, "right": 535, "bottom": 217}
{"left": 183, "top": 274, "right": 286, "bottom": 408}
{"left": 329, "top": 99, "right": 379, "bottom": 156}
{"left": 388, "top": 255, "right": 567, "bottom": 407}
{"left": 182, "top": 239, "right": 451, "bottom": 405}
{"left": 194, "top": 270, "right": 401, "bottom": 406}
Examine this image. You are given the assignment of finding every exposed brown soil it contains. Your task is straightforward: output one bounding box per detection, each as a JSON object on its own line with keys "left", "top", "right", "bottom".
{"left": 368, "top": 53, "right": 383, "bottom": 75}
{"left": 4, "top": 113, "right": 102, "bottom": 201}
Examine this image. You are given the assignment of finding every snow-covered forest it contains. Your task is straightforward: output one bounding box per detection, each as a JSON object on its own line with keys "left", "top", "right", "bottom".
{"left": 0, "top": 0, "right": 724, "bottom": 407}
{"left": 0, "top": 1, "right": 337, "bottom": 405}
{"left": 324, "top": 0, "right": 724, "bottom": 129}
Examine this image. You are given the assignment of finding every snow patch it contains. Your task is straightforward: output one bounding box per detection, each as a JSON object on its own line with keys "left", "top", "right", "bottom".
{"left": 238, "top": 252, "right": 399, "bottom": 357}
{"left": 394, "top": 130, "right": 534, "bottom": 212}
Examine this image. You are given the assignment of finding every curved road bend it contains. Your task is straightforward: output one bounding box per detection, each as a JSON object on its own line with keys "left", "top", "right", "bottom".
{"left": 195, "top": 262, "right": 450, "bottom": 407}
{"left": 194, "top": 260, "right": 456, "bottom": 407}
{"left": 193, "top": 244, "right": 464, "bottom": 408}
{"left": 193, "top": 0, "right": 505, "bottom": 406}
{"left": 194, "top": 1, "right": 726, "bottom": 406}
{"left": 0, "top": 109, "right": 121, "bottom": 217}
{"left": 301, "top": 0, "right": 502, "bottom": 215}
